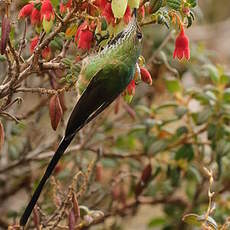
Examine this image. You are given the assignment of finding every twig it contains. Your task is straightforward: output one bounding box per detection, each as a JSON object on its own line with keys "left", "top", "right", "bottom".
{"left": 0, "top": 111, "right": 19, "bottom": 123}
{"left": 18, "top": 19, "right": 27, "bottom": 57}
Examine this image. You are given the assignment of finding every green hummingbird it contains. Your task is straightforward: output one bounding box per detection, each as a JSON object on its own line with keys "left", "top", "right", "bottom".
{"left": 20, "top": 10, "right": 142, "bottom": 226}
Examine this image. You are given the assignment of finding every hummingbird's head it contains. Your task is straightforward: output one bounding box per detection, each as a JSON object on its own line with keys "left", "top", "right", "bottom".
{"left": 103, "top": 9, "right": 143, "bottom": 61}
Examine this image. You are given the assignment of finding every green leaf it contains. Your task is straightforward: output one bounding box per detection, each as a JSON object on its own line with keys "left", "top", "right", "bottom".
{"left": 195, "top": 108, "right": 212, "bottom": 125}
{"left": 220, "top": 74, "right": 230, "bottom": 85}
{"left": 192, "top": 91, "right": 210, "bottom": 104}
{"left": 166, "top": 0, "right": 181, "bottom": 10}
{"left": 136, "top": 105, "right": 152, "bottom": 114}
{"left": 0, "top": 54, "right": 6, "bottom": 62}
{"left": 149, "top": 0, "right": 163, "bottom": 13}
{"left": 176, "top": 126, "right": 188, "bottom": 136}
{"left": 130, "top": 124, "right": 146, "bottom": 133}
{"left": 175, "top": 144, "right": 194, "bottom": 161}
{"left": 223, "top": 88, "right": 230, "bottom": 103}
{"left": 51, "top": 0, "right": 59, "bottom": 8}
{"left": 203, "top": 64, "right": 219, "bottom": 84}
{"left": 183, "top": 214, "right": 202, "bottom": 226}
{"left": 149, "top": 139, "right": 168, "bottom": 155}
{"left": 216, "top": 139, "right": 230, "bottom": 156}
{"left": 155, "top": 103, "right": 178, "bottom": 112}
{"left": 124, "top": 94, "right": 133, "bottom": 103}
{"left": 207, "top": 124, "right": 216, "bottom": 140}
{"left": 62, "top": 58, "right": 72, "bottom": 66}
{"left": 128, "top": 0, "right": 140, "bottom": 8}
{"left": 187, "top": 0, "right": 197, "bottom": 8}
{"left": 144, "top": 118, "right": 157, "bottom": 129}
{"left": 101, "top": 158, "right": 117, "bottom": 168}
{"left": 43, "top": 18, "right": 53, "bottom": 33}
{"left": 175, "top": 106, "right": 187, "bottom": 118}
{"left": 148, "top": 217, "right": 166, "bottom": 227}
{"left": 101, "top": 18, "right": 108, "bottom": 31}
{"left": 50, "top": 37, "right": 63, "bottom": 51}
{"left": 165, "top": 78, "right": 182, "bottom": 93}
{"left": 169, "top": 166, "right": 180, "bottom": 187}
{"left": 112, "top": 0, "right": 128, "bottom": 18}
{"left": 187, "top": 165, "right": 202, "bottom": 183}
{"left": 183, "top": 214, "right": 218, "bottom": 230}
{"left": 79, "top": 206, "right": 90, "bottom": 216}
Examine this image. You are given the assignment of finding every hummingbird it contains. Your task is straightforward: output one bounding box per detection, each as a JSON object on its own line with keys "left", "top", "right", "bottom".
{"left": 20, "top": 9, "right": 142, "bottom": 226}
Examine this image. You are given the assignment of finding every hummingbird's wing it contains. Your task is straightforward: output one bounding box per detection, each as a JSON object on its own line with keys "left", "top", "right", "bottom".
{"left": 65, "top": 61, "right": 131, "bottom": 139}
{"left": 20, "top": 61, "right": 131, "bottom": 226}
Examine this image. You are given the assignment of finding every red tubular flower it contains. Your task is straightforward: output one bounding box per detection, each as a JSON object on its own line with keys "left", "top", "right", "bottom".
{"left": 18, "top": 3, "right": 34, "bottom": 19}
{"left": 138, "top": 5, "right": 145, "bottom": 18}
{"left": 30, "top": 36, "right": 39, "bottom": 54}
{"left": 140, "top": 67, "right": 152, "bottom": 85}
{"left": 75, "top": 22, "right": 94, "bottom": 50}
{"left": 77, "top": 30, "right": 93, "bottom": 50}
{"left": 30, "top": 36, "right": 51, "bottom": 59}
{"left": 30, "top": 8, "right": 41, "bottom": 25}
{"left": 173, "top": 27, "right": 190, "bottom": 60}
{"left": 127, "top": 80, "right": 136, "bottom": 95}
{"left": 42, "top": 46, "right": 51, "bottom": 60}
{"left": 100, "top": 0, "right": 108, "bottom": 9}
{"left": 60, "top": 0, "right": 72, "bottom": 14}
{"left": 102, "top": 2, "right": 115, "bottom": 25}
{"left": 124, "top": 6, "right": 131, "bottom": 24}
{"left": 40, "top": 0, "right": 54, "bottom": 21}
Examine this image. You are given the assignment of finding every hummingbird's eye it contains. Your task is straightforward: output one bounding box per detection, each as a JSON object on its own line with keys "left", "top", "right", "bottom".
{"left": 136, "top": 31, "right": 142, "bottom": 40}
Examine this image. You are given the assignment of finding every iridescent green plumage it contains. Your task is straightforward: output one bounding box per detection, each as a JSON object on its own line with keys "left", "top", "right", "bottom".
{"left": 20, "top": 15, "right": 142, "bottom": 227}
{"left": 78, "top": 17, "right": 142, "bottom": 93}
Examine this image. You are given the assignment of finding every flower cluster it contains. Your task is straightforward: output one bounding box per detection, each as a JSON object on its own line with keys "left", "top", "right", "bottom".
{"left": 18, "top": 0, "right": 55, "bottom": 33}
{"left": 18, "top": 2, "right": 40, "bottom": 25}
{"left": 18, "top": 0, "right": 191, "bottom": 61}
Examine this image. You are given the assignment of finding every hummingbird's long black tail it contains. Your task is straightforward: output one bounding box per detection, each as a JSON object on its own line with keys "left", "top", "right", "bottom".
{"left": 19, "top": 135, "right": 74, "bottom": 226}
{"left": 19, "top": 93, "right": 120, "bottom": 226}
{"left": 19, "top": 61, "right": 130, "bottom": 226}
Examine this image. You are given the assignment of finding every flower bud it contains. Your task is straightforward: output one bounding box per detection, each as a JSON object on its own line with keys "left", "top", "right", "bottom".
{"left": 41, "top": 0, "right": 55, "bottom": 33}
{"left": 18, "top": 3, "right": 34, "bottom": 19}
{"left": 140, "top": 67, "right": 152, "bottom": 85}
{"left": 31, "top": 8, "right": 41, "bottom": 25}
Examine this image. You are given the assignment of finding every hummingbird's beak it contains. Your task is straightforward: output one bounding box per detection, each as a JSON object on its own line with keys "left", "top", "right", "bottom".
{"left": 133, "top": 8, "right": 137, "bottom": 18}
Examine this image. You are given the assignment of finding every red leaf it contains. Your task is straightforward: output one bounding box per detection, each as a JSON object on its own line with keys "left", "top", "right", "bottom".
{"left": 49, "top": 95, "right": 63, "bottom": 130}
{"left": 58, "top": 93, "right": 67, "bottom": 112}
{"left": 72, "top": 194, "right": 80, "bottom": 220}
{"left": 95, "top": 163, "right": 103, "bottom": 182}
{"left": 33, "top": 205, "right": 40, "bottom": 228}
{"left": 0, "top": 121, "right": 4, "bottom": 152}
{"left": 18, "top": 3, "right": 34, "bottom": 19}
{"left": 0, "top": 16, "right": 11, "bottom": 55}
{"left": 141, "top": 163, "right": 152, "bottom": 183}
{"left": 114, "top": 96, "right": 121, "bottom": 114}
{"left": 135, "top": 163, "right": 152, "bottom": 197}
{"left": 68, "top": 208, "right": 75, "bottom": 230}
